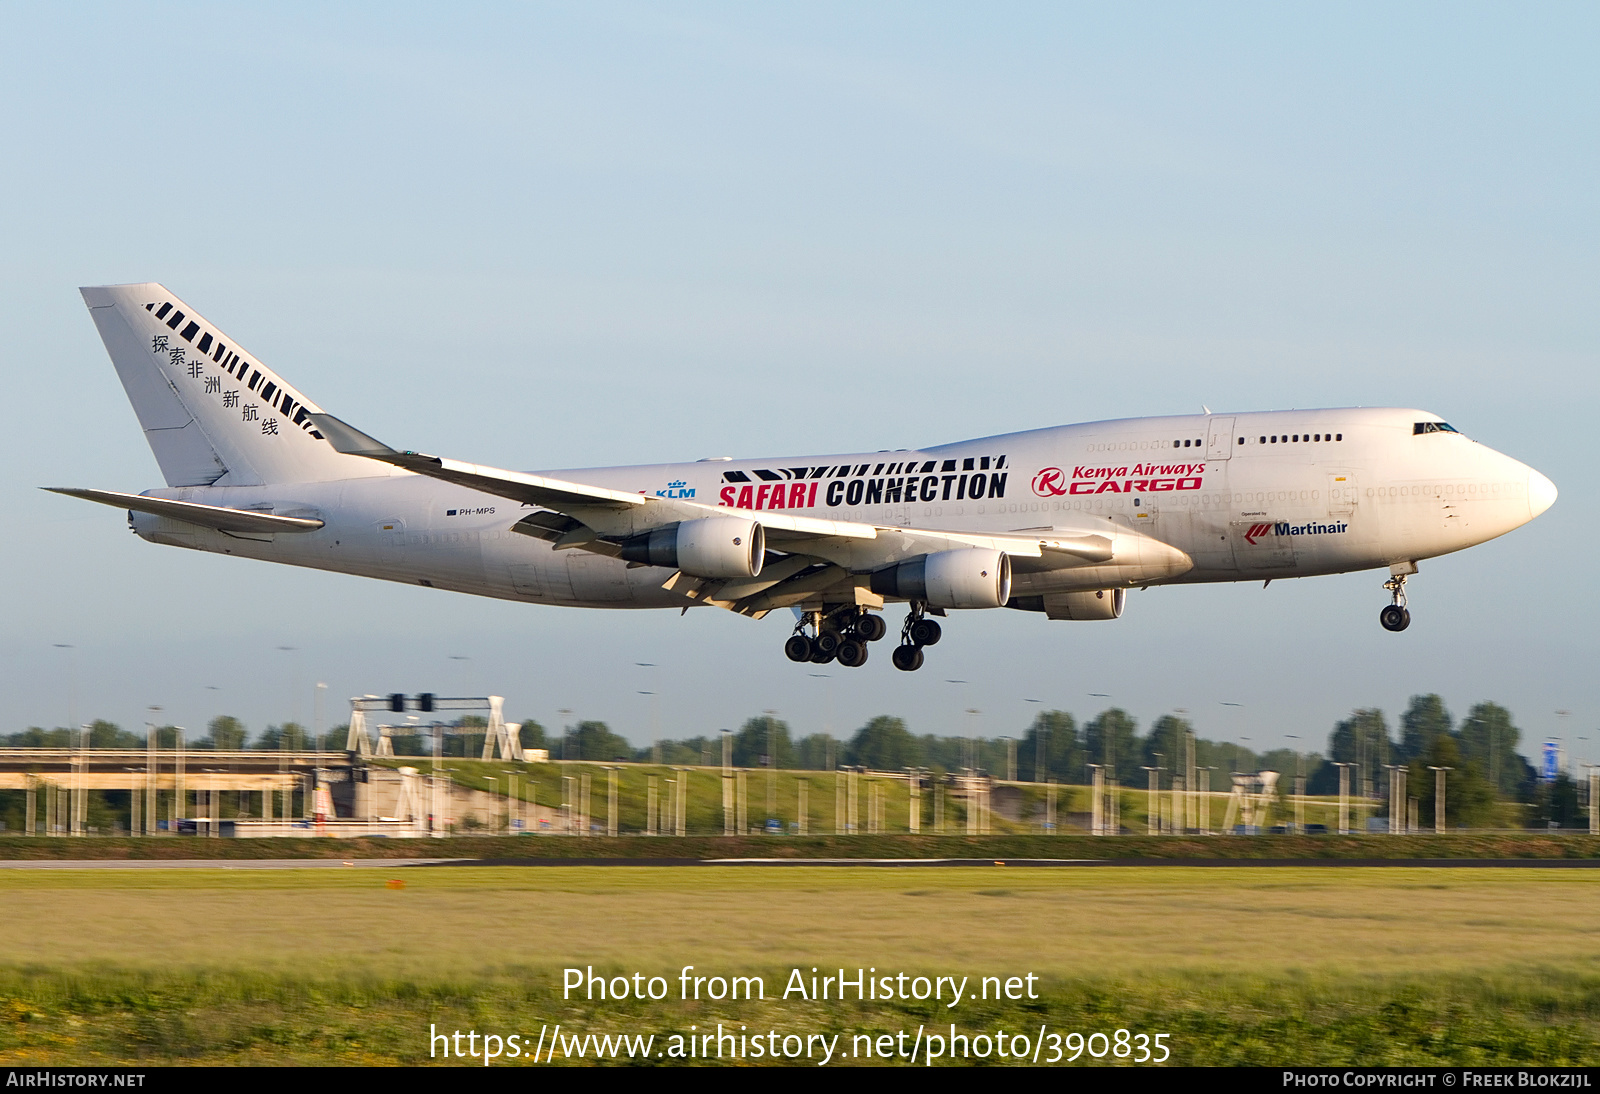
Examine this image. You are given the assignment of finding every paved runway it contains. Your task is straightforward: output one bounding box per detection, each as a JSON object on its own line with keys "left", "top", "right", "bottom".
{"left": 1, "top": 856, "right": 1597, "bottom": 869}
{"left": 0, "top": 858, "right": 463, "bottom": 869}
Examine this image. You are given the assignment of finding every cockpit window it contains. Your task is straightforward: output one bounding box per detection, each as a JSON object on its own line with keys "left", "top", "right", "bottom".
{"left": 1414, "top": 421, "right": 1459, "bottom": 435}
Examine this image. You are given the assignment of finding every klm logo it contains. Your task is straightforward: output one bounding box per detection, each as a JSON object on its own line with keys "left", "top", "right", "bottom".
{"left": 656, "top": 480, "right": 695, "bottom": 499}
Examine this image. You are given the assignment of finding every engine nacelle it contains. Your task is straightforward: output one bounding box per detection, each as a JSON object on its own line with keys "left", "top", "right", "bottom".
{"left": 619, "top": 516, "right": 764, "bottom": 579}
{"left": 1010, "top": 588, "right": 1125, "bottom": 620}
{"left": 870, "top": 548, "right": 1012, "bottom": 609}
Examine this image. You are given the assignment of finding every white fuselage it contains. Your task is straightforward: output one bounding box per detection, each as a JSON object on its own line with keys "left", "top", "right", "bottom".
{"left": 128, "top": 407, "right": 1553, "bottom": 612}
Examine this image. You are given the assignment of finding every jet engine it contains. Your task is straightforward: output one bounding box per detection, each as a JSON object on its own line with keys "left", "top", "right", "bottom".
{"left": 619, "top": 516, "right": 765, "bottom": 579}
{"left": 870, "top": 548, "right": 1012, "bottom": 609}
{"left": 1008, "top": 588, "right": 1126, "bottom": 620}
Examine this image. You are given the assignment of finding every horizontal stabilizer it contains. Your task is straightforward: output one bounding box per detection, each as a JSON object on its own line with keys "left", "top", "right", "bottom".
{"left": 44, "top": 488, "right": 324, "bottom": 534}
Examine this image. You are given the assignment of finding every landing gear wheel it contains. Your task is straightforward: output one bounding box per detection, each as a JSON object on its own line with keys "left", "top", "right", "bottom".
{"left": 909, "top": 618, "right": 942, "bottom": 647}
{"left": 784, "top": 634, "right": 814, "bottom": 662}
{"left": 891, "top": 644, "right": 924, "bottom": 672}
{"left": 809, "top": 646, "right": 836, "bottom": 664}
{"left": 836, "top": 639, "right": 869, "bottom": 668}
{"left": 814, "top": 630, "right": 841, "bottom": 656}
{"left": 1379, "top": 605, "right": 1410, "bottom": 632}
{"left": 855, "top": 614, "right": 888, "bottom": 643}
{"left": 1380, "top": 568, "right": 1413, "bottom": 632}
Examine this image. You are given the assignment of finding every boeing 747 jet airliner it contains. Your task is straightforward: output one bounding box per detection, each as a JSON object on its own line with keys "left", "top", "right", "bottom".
{"left": 53, "top": 285, "right": 1557, "bottom": 671}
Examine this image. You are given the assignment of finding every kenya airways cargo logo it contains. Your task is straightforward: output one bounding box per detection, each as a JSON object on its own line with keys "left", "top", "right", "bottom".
{"left": 1033, "top": 468, "right": 1068, "bottom": 496}
{"left": 1033, "top": 463, "right": 1206, "bottom": 498}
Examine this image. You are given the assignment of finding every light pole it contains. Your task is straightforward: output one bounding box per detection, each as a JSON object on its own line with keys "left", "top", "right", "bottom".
{"left": 1142, "top": 764, "right": 1161, "bottom": 835}
{"left": 637, "top": 691, "right": 657, "bottom": 763}
{"left": 315, "top": 681, "right": 327, "bottom": 755}
{"left": 52, "top": 644, "right": 76, "bottom": 733}
{"left": 276, "top": 646, "right": 300, "bottom": 730}
{"left": 945, "top": 679, "right": 968, "bottom": 768}
{"left": 763, "top": 709, "right": 779, "bottom": 827}
{"left": 145, "top": 706, "right": 162, "bottom": 837}
{"left": 1286, "top": 735, "right": 1305, "bottom": 833}
{"left": 720, "top": 728, "right": 733, "bottom": 836}
{"left": 636, "top": 664, "right": 661, "bottom": 763}
{"left": 1025, "top": 699, "right": 1045, "bottom": 783}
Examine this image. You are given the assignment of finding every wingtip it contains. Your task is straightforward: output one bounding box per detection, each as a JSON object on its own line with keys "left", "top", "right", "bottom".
{"left": 305, "top": 413, "right": 397, "bottom": 457}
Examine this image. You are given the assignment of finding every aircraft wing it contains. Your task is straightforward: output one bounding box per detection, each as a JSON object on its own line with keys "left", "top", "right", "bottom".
{"left": 308, "top": 413, "right": 1183, "bottom": 615}
{"left": 310, "top": 412, "right": 883, "bottom": 543}
{"left": 43, "top": 487, "right": 324, "bottom": 534}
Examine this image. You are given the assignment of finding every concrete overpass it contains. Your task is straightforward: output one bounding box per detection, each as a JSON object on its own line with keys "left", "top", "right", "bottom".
{"left": 0, "top": 748, "right": 354, "bottom": 836}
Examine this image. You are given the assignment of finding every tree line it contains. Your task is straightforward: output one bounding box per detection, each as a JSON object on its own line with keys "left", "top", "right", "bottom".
{"left": 5, "top": 694, "right": 1578, "bottom": 828}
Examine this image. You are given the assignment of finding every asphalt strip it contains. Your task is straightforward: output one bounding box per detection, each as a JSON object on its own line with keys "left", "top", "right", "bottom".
{"left": 2, "top": 857, "right": 1598, "bottom": 869}
{"left": 0, "top": 858, "right": 464, "bottom": 869}
{"left": 428, "top": 856, "right": 1600, "bottom": 868}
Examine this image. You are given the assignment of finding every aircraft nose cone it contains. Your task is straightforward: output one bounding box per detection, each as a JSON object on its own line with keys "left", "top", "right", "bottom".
{"left": 1528, "top": 469, "right": 1557, "bottom": 520}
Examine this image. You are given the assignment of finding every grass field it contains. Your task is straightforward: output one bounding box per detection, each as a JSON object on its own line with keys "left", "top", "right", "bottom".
{"left": 1, "top": 866, "right": 1598, "bottom": 1065}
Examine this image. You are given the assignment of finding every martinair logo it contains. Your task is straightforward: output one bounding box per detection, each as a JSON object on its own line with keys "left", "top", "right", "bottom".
{"left": 1244, "top": 520, "right": 1350, "bottom": 545}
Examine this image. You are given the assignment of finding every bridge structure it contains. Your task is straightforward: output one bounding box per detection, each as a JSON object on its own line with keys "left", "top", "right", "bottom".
{"left": 0, "top": 746, "right": 355, "bottom": 837}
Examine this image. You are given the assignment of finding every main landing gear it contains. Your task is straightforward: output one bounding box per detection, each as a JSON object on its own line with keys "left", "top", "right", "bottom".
{"left": 890, "top": 604, "right": 942, "bottom": 672}
{"left": 784, "top": 607, "right": 890, "bottom": 668}
{"left": 1379, "top": 570, "right": 1412, "bottom": 632}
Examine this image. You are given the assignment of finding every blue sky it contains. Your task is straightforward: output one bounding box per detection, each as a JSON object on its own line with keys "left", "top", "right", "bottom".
{"left": 3, "top": 3, "right": 1595, "bottom": 762}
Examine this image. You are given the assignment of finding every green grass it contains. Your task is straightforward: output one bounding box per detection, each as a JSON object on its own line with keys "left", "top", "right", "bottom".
{"left": 0, "top": 867, "right": 1597, "bottom": 1064}
{"left": 387, "top": 758, "right": 1374, "bottom": 835}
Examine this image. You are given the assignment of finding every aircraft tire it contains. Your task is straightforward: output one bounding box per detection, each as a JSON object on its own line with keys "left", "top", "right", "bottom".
{"left": 909, "top": 619, "right": 942, "bottom": 646}
{"left": 856, "top": 614, "right": 888, "bottom": 642}
{"left": 785, "top": 635, "right": 814, "bottom": 662}
{"left": 1379, "top": 605, "right": 1410, "bottom": 632}
{"left": 891, "top": 644, "right": 924, "bottom": 672}
{"left": 837, "top": 639, "right": 869, "bottom": 668}
{"left": 814, "top": 629, "right": 842, "bottom": 656}
{"left": 809, "top": 645, "right": 836, "bottom": 664}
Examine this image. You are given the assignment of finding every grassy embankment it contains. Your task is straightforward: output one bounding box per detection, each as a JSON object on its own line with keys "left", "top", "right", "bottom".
{"left": 379, "top": 757, "right": 1372, "bottom": 835}
{"left": 0, "top": 866, "right": 1597, "bottom": 1065}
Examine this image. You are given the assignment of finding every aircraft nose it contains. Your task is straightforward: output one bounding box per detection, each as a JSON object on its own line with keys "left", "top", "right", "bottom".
{"left": 1528, "top": 469, "right": 1557, "bottom": 520}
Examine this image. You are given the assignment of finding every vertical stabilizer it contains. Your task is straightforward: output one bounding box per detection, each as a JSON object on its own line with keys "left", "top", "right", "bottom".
{"left": 80, "top": 284, "right": 380, "bottom": 486}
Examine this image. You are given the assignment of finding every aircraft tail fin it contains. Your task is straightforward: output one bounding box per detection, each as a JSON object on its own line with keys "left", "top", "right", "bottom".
{"left": 79, "top": 284, "right": 381, "bottom": 487}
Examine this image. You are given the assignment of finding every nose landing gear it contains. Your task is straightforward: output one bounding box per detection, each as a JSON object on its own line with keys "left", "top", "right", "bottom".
{"left": 1379, "top": 568, "right": 1412, "bottom": 632}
